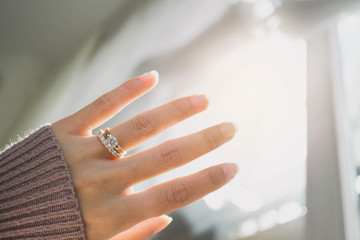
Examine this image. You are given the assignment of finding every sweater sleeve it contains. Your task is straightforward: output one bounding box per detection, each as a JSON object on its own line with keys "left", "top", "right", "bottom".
{"left": 0, "top": 125, "right": 86, "bottom": 240}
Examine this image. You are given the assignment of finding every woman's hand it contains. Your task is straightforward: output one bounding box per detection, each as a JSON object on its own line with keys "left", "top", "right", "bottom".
{"left": 51, "top": 71, "right": 238, "bottom": 240}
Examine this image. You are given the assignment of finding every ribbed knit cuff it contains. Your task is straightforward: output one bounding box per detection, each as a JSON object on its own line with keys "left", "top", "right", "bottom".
{"left": 0, "top": 125, "right": 86, "bottom": 240}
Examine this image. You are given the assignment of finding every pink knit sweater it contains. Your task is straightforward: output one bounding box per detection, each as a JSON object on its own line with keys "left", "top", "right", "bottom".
{"left": 0, "top": 125, "right": 86, "bottom": 239}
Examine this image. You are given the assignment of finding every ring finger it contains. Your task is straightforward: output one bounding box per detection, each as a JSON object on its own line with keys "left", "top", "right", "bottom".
{"left": 94, "top": 95, "right": 208, "bottom": 158}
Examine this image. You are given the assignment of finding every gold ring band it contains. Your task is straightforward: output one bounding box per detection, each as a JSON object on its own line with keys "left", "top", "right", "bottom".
{"left": 104, "top": 128, "right": 127, "bottom": 156}
{"left": 98, "top": 128, "right": 127, "bottom": 158}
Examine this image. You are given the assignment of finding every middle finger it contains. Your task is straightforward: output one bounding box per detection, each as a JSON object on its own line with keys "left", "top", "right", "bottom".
{"left": 123, "top": 122, "right": 236, "bottom": 185}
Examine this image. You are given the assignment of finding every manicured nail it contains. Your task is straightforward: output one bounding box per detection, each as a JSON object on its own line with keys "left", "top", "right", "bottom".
{"left": 139, "top": 70, "right": 159, "bottom": 84}
{"left": 153, "top": 215, "right": 173, "bottom": 235}
{"left": 219, "top": 122, "right": 236, "bottom": 140}
{"left": 222, "top": 163, "right": 238, "bottom": 181}
{"left": 190, "top": 95, "right": 208, "bottom": 108}
{"left": 161, "top": 215, "right": 173, "bottom": 223}
{"left": 149, "top": 70, "right": 159, "bottom": 82}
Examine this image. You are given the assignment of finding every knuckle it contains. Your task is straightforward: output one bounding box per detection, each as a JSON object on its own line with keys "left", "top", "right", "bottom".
{"left": 131, "top": 115, "right": 155, "bottom": 137}
{"left": 206, "top": 168, "right": 224, "bottom": 187}
{"left": 73, "top": 169, "right": 112, "bottom": 194}
{"left": 73, "top": 177, "right": 99, "bottom": 196}
{"left": 202, "top": 130, "right": 221, "bottom": 150}
{"left": 122, "top": 80, "right": 137, "bottom": 93}
{"left": 93, "top": 94, "right": 113, "bottom": 109}
{"left": 165, "top": 183, "right": 191, "bottom": 208}
{"left": 172, "top": 99, "right": 191, "bottom": 116}
{"left": 157, "top": 142, "right": 182, "bottom": 168}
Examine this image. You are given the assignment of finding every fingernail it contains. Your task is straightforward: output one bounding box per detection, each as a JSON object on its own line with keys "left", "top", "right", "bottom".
{"left": 149, "top": 70, "right": 159, "bottom": 82}
{"left": 139, "top": 70, "right": 159, "bottom": 85}
{"left": 161, "top": 215, "right": 173, "bottom": 223}
{"left": 190, "top": 95, "right": 208, "bottom": 108}
{"left": 153, "top": 215, "right": 173, "bottom": 235}
{"left": 219, "top": 122, "right": 237, "bottom": 140}
{"left": 222, "top": 163, "right": 238, "bottom": 181}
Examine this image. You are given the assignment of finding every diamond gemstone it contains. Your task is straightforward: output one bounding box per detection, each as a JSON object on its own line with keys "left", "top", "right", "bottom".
{"left": 108, "top": 136, "right": 118, "bottom": 147}
{"left": 98, "top": 129, "right": 123, "bottom": 158}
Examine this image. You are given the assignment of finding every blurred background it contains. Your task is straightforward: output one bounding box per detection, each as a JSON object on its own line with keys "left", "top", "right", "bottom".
{"left": 1, "top": 0, "right": 360, "bottom": 239}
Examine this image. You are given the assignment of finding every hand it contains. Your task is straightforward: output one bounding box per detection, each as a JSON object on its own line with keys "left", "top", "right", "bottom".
{"left": 51, "top": 71, "right": 238, "bottom": 240}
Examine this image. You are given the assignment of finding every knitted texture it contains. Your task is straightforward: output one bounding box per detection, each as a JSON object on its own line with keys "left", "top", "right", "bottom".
{"left": 0, "top": 125, "right": 86, "bottom": 239}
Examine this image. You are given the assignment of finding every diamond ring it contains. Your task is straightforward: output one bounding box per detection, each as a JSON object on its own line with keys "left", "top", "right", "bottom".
{"left": 98, "top": 128, "right": 127, "bottom": 158}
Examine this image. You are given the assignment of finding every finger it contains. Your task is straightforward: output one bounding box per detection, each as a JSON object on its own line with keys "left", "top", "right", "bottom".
{"left": 109, "top": 95, "right": 208, "bottom": 151}
{"left": 124, "top": 186, "right": 135, "bottom": 195}
{"left": 128, "top": 163, "right": 238, "bottom": 218}
{"left": 111, "top": 215, "right": 173, "bottom": 240}
{"left": 123, "top": 122, "right": 236, "bottom": 185}
{"left": 65, "top": 71, "right": 158, "bottom": 135}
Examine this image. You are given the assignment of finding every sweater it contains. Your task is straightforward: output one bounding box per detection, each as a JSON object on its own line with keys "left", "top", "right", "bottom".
{"left": 0, "top": 125, "right": 86, "bottom": 239}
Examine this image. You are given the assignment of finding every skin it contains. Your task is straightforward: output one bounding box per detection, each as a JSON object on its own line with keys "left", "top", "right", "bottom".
{"left": 51, "top": 71, "right": 238, "bottom": 240}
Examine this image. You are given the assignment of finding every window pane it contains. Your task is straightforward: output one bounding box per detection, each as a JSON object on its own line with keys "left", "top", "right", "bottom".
{"left": 337, "top": 12, "right": 360, "bottom": 236}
